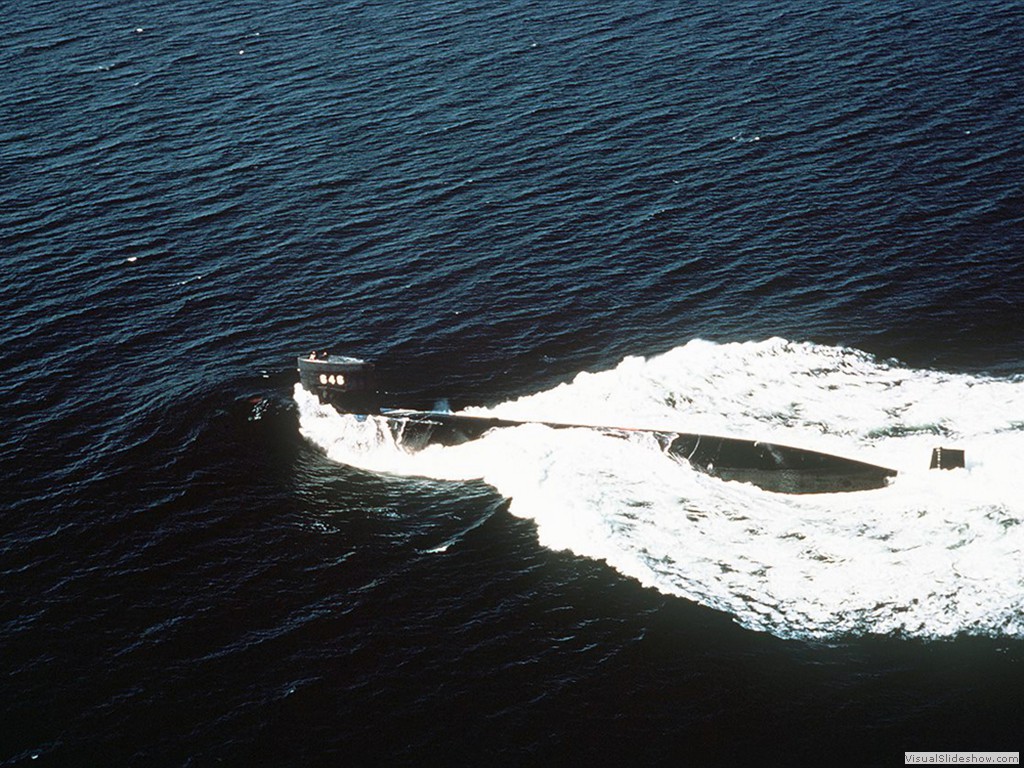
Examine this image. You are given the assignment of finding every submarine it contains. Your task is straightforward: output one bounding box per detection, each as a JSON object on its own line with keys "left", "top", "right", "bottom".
{"left": 297, "top": 352, "right": 964, "bottom": 494}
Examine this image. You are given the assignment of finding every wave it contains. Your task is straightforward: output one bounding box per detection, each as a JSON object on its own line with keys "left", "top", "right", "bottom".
{"left": 295, "top": 338, "right": 1024, "bottom": 640}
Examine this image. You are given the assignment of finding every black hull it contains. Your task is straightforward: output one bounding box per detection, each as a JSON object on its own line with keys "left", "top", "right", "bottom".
{"left": 369, "top": 410, "right": 897, "bottom": 494}
{"left": 297, "top": 354, "right": 898, "bottom": 494}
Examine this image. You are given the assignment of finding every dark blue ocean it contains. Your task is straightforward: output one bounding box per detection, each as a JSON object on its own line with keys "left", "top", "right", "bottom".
{"left": 3, "top": 0, "right": 1023, "bottom": 764}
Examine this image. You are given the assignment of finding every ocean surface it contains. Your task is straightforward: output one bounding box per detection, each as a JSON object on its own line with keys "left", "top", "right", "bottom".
{"left": 2, "top": 0, "right": 1023, "bottom": 764}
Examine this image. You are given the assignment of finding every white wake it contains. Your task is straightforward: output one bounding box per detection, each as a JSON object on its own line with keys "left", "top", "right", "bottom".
{"left": 296, "top": 338, "right": 1024, "bottom": 640}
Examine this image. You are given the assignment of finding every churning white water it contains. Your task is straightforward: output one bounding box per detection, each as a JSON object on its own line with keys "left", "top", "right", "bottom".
{"left": 296, "top": 339, "right": 1024, "bottom": 640}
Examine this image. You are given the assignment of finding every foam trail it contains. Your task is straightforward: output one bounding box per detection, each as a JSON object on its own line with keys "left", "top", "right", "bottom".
{"left": 296, "top": 339, "right": 1024, "bottom": 640}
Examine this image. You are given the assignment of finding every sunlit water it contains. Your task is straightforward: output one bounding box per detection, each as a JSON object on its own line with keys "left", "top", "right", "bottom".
{"left": 298, "top": 339, "right": 1024, "bottom": 640}
{"left": 4, "top": 0, "right": 1023, "bottom": 763}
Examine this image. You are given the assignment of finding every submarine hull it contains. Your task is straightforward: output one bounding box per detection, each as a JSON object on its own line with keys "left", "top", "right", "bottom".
{"left": 297, "top": 354, "right": 898, "bottom": 494}
{"left": 366, "top": 410, "right": 897, "bottom": 494}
